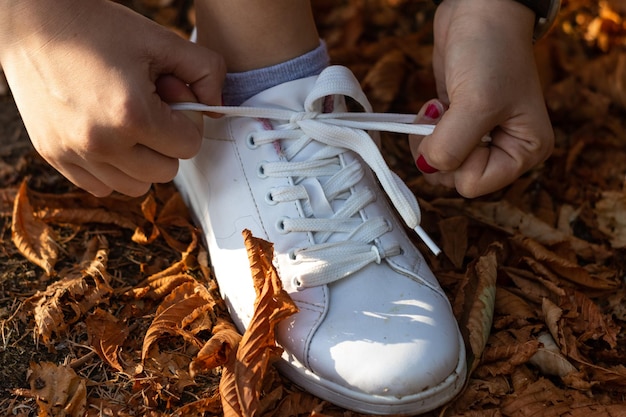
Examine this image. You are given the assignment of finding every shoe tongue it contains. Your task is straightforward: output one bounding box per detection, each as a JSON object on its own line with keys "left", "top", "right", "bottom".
{"left": 241, "top": 75, "right": 320, "bottom": 112}
{"left": 242, "top": 73, "right": 347, "bottom": 167}
{"left": 242, "top": 72, "right": 361, "bottom": 242}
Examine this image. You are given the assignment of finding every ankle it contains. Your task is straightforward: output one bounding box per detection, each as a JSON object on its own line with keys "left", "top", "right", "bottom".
{"left": 222, "top": 42, "right": 329, "bottom": 106}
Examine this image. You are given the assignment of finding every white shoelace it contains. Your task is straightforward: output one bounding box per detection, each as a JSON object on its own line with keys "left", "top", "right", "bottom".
{"left": 172, "top": 66, "right": 441, "bottom": 288}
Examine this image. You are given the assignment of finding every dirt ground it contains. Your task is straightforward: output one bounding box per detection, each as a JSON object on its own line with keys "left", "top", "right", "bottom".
{"left": 2, "top": 1, "right": 626, "bottom": 416}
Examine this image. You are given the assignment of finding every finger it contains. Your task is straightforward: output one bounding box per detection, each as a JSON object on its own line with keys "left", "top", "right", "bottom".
{"left": 155, "top": 74, "right": 203, "bottom": 131}
{"left": 103, "top": 144, "right": 180, "bottom": 186}
{"left": 60, "top": 163, "right": 114, "bottom": 197}
{"left": 81, "top": 160, "right": 155, "bottom": 197}
{"left": 151, "top": 33, "right": 226, "bottom": 107}
{"left": 417, "top": 100, "right": 497, "bottom": 173}
{"left": 66, "top": 144, "right": 178, "bottom": 197}
{"left": 452, "top": 126, "right": 551, "bottom": 197}
{"left": 409, "top": 99, "right": 445, "bottom": 174}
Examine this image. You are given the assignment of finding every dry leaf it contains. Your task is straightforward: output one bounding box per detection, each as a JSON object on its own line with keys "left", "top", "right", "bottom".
{"left": 267, "top": 391, "right": 326, "bottom": 417}
{"left": 26, "top": 237, "right": 113, "bottom": 345}
{"left": 528, "top": 332, "right": 578, "bottom": 377}
{"left": 494, "top": 287, "right": 536, "bottom": 321}
{"left": 512, "top": 236, "right": 619, "bottom": 290}
{"left": 26, "top": 362, "right": 87, "bottom": 417}
{"left": 436, "top": 199, "right": 611, "bottom": 262}
{"left": 37, "top": 207, "right": 138, "bottom": 230}
{"left": 11, "top": 180, "right": 58, "bottom": 275}
{"left": 190, "top": 318, "right": 242, "bottom": 378}
{"left": 220, "top": 230, "right": 299, "bottom": 417}
{"left": 478, "top": 340, "right": 541, "bottom": 378}
{"left": 594, "top": 190, "right": 626, "bottom": 248}
{"left": 455, "top": 243, "right": 500, "bottom": 375}
{"left": 132, "top": 193, "right": 160, "bottom": 245}
{"left": 542, "top": 297, "right": 564, "bottom": 348}
{"left": 132, "top": 191, "right": 197, "bottom": 253}
{"left": 362, "top": 49, "right": 407, "bottom": 111}
{"left": 130, "top": 273, "right": 196, "bottom": 300}
{"left": 439, "top": 215, "right": 469, "bottom": 269}
{"left": 86, "top": 308, "right": 130, "bottom": 373}
{"left": 562, "top": 288, "right": 619, "bottom": 348}
{"left": 141, "top": 281, "right": 218, "bottom": 362}
{"left": 171, "top": 392, "right": 223, "bottom": 417}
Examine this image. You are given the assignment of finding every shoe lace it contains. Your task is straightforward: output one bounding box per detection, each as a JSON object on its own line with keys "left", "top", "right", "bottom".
{"left": 172, "top": 66, "right": 440, "bottom": 289}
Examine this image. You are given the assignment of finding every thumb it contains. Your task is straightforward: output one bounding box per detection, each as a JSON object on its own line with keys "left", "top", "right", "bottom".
{"left": 417, "top": 100, "right": 494, "bottom": 173}
{"left": 155, "top": 74, "right": 203, "bottom": 132}
{"left": 409, "top": 99, "right": 445, "bottom": 174}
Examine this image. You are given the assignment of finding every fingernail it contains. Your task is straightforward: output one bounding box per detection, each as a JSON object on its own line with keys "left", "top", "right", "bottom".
{"left": 425, "top": 103, "right": 441, "bottom": 120}
{"left": 416, "top": 155, "right": 439, "bottom": 173}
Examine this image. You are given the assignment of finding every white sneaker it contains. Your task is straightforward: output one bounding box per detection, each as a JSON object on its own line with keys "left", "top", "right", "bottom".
{"left": 173, "top": 65, "right": 466, "bottom": 415}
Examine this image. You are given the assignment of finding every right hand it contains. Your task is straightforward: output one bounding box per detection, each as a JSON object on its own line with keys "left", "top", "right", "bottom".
{"left": 0, "top": 0, "right": 225, "bottom": 196}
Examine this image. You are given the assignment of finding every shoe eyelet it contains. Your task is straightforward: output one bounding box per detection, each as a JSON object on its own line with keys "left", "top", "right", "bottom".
{"left": 245, "top": 133, "right": 258, "bottom": 149}
{"left": 288, "top": 250, "right": 297, "bottom": 261}
{"left": 257, "top": 162, "right": 268, "bottom": 178}
{"left": 265, "top": 190, "right": 277, "bottom": 205}
{"left": 292, "top": 276, "right": 303, "bottom": 290}
{"left": 276, "top": 217, "right": 289, "bottom": 234}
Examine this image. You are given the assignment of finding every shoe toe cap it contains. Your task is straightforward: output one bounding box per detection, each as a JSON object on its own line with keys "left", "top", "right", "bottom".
{"left": 304, "top": 265, "right": 464, "bottom": 399}
{"left": 312, "top": 302, "right": 461, "bottom": 398}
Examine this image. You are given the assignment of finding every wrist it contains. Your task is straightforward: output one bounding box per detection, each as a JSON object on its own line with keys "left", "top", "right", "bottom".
{"left": 433, "top": 0, "right": 560, "bottom": 41}
{"left": 436, "top": 0, "right": 536, "bottom": 44}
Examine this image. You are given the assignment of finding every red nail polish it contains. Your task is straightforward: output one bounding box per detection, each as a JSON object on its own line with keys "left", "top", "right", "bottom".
{"left": 416, "top": 155, "right": 439, "bottom": 174}
{"left": 425, "top": 103, "right": 441, "bottom": 120}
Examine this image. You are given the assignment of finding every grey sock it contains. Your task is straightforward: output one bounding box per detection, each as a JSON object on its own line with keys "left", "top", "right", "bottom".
{"left": 222, "top": 41, "right": 329, "bottom": 105}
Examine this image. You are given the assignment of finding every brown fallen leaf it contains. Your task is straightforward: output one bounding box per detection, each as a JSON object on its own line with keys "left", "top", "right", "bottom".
{"left": 129, "top": 273, "right": 196, "bottom": 301}
{"left": 594, "top": 190, "right": 626, "bottom": 248}
{"left": 133, "top": 191, "right": 198, "bottom": 254}
{"left": 499, "top": 376, "right": 626, "bottom": 417}
{"left": 434, "top": 198, "right": 612, "bottom": 262}
{"left": 438, "top": 215, "right": 469, "bottom": 269}
{"left": 86, "top": 308, "right": 130, "bottom": 373}
{"left": 362, "top": 48, "right": 407, "bottom": 111}
{"left": 512, "top": 236, "right": 619, "bottom": 290}
{"left": 37, "top": 207, "right": 138, "bottom": 231}
{"left": 528, "top": 332, "right": 578, "bottom": 378}
{"left": 132, "top": 193, "right": 160, "bottom": 245}
{"left": 454, "top": 243, "right": 501, "bottom": 375}
{"left": 11, "top": 180, "right": 58, "bottom": 275}
{"left": 25, "top": 362, "right": 87, "bottom": 417}
{"left": 494, "top": 287, "right": 537, "bottom": 321}
{"left": 267, "top": 391, "right": 327, "bottom": 417}
{"left": 220, "top": 230, "right": 299, "bottom": 417}
{"left": 190, "top": 318, "right": 242, "bottom": 378}
{"left": 25, "top": 237, "right": 113, "bottom": 345}
{"left": 141, "top": 281, "right": 218, "bottom": 362}
{"left": 560, "top": 288, "right": 619, "bottom": 348}
{"left": 172, "top": 392, "right": 223, "bottom": 417}
{"left": 155, "top": 190, "right": 195, "bottom": 234}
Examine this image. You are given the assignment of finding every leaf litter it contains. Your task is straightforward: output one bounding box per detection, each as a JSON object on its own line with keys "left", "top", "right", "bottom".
{"left": 1, "top": 0, "right": 626, "bottom": 416}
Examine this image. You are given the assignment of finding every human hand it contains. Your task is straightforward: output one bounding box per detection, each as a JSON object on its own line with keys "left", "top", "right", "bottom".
{"left": 0, "top": 0, "right": 225, "bottom": 197}
{"left": 409, "top": 0, "right": 554, "bottom": 198}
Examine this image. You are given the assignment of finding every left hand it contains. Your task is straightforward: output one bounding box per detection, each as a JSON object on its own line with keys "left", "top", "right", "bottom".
{"left": 410, "top": 0, "right": 554, "bottom": 198}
